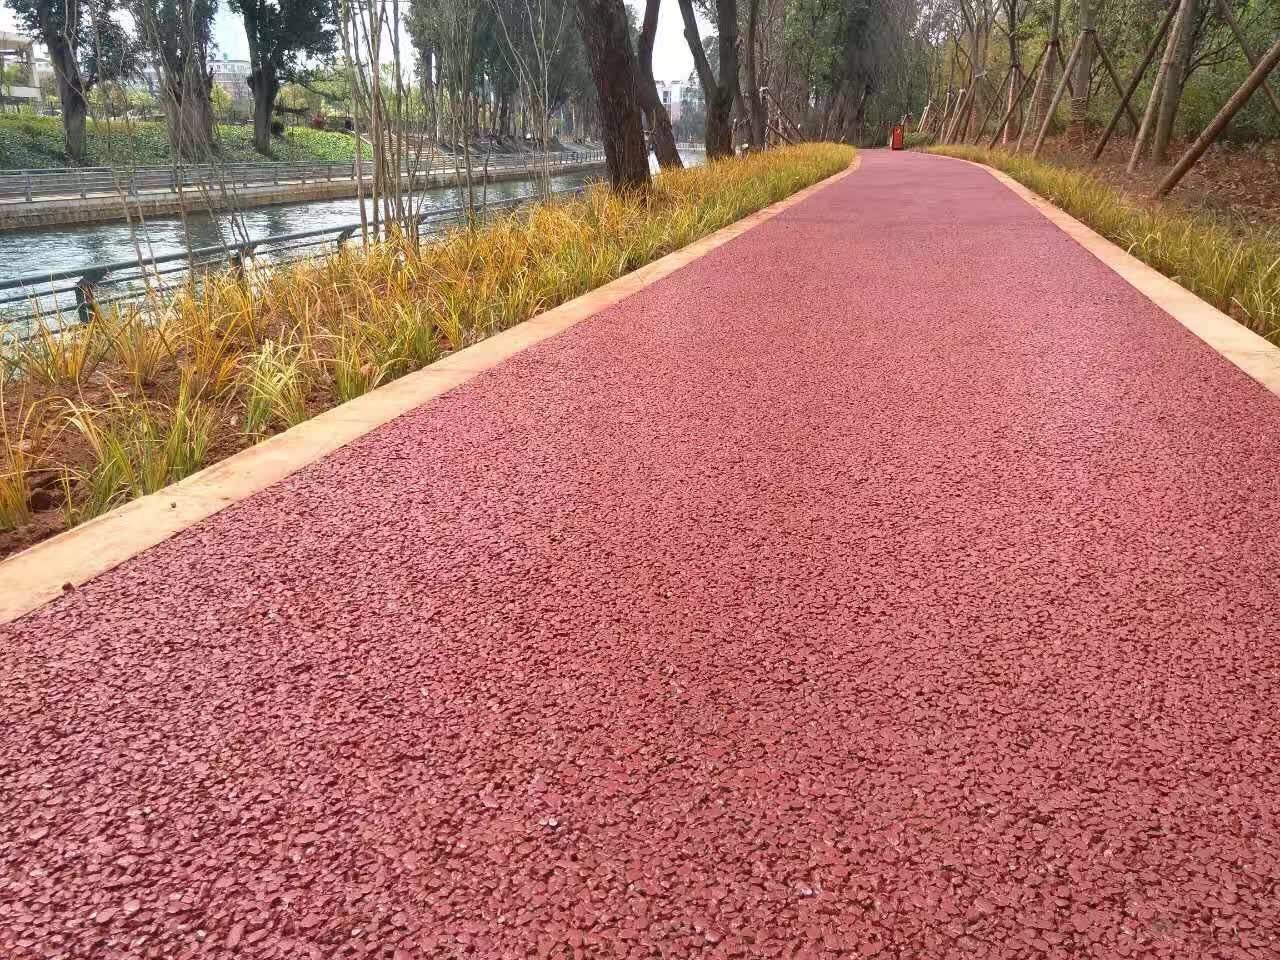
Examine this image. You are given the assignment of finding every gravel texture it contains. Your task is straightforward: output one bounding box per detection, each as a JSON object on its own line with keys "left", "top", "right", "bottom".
{"left": 3, "top": 151, "right": 1279, "bottom": 958}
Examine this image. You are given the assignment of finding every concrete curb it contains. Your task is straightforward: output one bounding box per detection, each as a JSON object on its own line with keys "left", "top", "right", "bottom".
{"left": 0, "top": 154, "right": 861, "bottom": 625}
{"left": 946, "top": 154, "right": 1280, "bottom": 399}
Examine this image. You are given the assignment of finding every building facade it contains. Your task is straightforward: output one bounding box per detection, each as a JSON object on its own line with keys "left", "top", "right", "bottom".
{"left": 210, "top": 56, "right": 253, "bottom": 110}
{"left": 654, "top": 78, "right": 703, "bottom": 126}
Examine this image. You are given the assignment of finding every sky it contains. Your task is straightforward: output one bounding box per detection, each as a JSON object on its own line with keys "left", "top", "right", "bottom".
{"left": 2, "top": 2, "right": 705, "bottom": 86}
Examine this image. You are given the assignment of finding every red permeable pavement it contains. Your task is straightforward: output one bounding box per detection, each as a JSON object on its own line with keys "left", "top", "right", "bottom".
{"left": 3, "top": 151, "right": 1280, "bottom": 959}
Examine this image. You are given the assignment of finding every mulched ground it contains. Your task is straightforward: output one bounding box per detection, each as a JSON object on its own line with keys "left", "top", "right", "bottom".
{"left": 1037, "top": 132, "right": 1280, "bottom": 234}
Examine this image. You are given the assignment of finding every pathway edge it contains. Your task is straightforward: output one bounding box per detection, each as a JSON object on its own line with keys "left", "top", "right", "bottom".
{"left": 948, "top": 155, "right": 1280, "bottom": 398}
{"left": 0, "top": 154, "right": 861, "bottom": 625}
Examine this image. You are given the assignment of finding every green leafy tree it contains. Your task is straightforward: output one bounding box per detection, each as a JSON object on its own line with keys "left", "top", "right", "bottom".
{"left": 229, "top": 0, "right": 338, "bottom": 156}
{"left": 6, "top": 0, "right": 138, "bottom": 160}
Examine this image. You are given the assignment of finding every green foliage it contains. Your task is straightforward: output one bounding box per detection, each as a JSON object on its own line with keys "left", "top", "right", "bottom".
{"left": 930, "top": 145, "right": 1280, "bottom": 343}
{"left": 923, "top": 0, "right": 1280, "bottom": 145}
{"left": 0, "top": 114, "right": 358, "bottom": 168}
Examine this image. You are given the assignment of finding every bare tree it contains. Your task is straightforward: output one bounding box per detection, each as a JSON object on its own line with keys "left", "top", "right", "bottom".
{"left": 490, "top": 0, "right": 581, "bottom": 192}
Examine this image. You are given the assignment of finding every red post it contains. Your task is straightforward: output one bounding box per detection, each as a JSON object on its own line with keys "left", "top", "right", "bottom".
{"left": 891, "top": 124, "right": 905, "bottom": 150}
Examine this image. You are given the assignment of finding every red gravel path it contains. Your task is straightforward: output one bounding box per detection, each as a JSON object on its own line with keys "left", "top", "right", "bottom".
{"left": 4, "top": 151, "right": 1280, "bottom": 959}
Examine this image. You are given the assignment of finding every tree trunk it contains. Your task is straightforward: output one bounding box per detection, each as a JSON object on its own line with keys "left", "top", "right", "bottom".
{"left": 1028, "top": 0, "right": 1062, "bottom": 138}
{"left": 638, "top": 0, "right": 683, "bottom": 168}
{"left": 1069, "top": 0, "right": 1095, "bottom": 140}
{"left": 1153, "top": 0, "right": 1198, "bottom": 162}
{"left": 160, "top": 55, "right": 215, "bottom": 163}
{"left": 1005, "top": 1, "right": 1022, "bottom": 141}
{"left": 574, "top": 0, "right": 651, "bottom": 190}
{"left": 745, "top": 0, "right": 766, "bottom": 148}
{"left": 711, "top": 0, "right": 741, "bottom": 156}
{"left": 250, "top": 65, "right": 280, "bottom": 156}
{"left": 1130, "top": 0, "right": 1194, "bottom": 170}
{"left": 48, "top": 39, "right": 88, "bottom": 162}
{"left": 677, "top": 0, "right": 739, "bottom": 158}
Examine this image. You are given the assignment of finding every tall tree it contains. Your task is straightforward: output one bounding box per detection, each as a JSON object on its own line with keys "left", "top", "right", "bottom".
{"left": 574, "top": 0, "right": 651, "bottom": 189}
{"left": 7, "top": 0, "right": 135, "bottom": 161}
{"left": 230, "top": 0, "right": 338, "bottom": 156}
{"left": 1069, "top": 0, "right": 1095, "bottom": 140}
{"left": 677, "top": 0, "right": 739, "bottom": 157}
{"left": 637, "top": 0, "right": 683, "bottom": 167}
{"left": 132, "top": 0, "right": 219, "bottom": 161}
{"left": 743, "top": 0, "right": 766, "bottom": 148}
{"left": 1152, "top": 0, "right": 1200, "bottom": 160}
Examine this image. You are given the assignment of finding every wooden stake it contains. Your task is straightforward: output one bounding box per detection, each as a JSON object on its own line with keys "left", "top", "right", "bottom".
{"left": 1091, "top": 34, "right": 1140, "bottom": 129}
{"left": 1090, "top": 0, "right": 1176, "bottom": 161}
{"left": 973, "top": 68, "right": 1012, "bottom": 143}
{"left": 1155, "top": 37, "right": 1280, "bottom": 197}
{"left": 1017, "top": 40, "right": 1056, "bottom": 152}
{"left": 1031, "top": 29, "right": 1087, "bottom": 157}
{"left": 990, "top": 46, "right": 1046, "bottom": 148}
{"left": 1129, "top": 0, "right": 1193, "bottom": 173}
{"left": 936, "top": 89, "right": 954, "bottom": 137}
{"left": 1215, "top": 0, "right": 1280, "bottom": 121}
{"left": 917, "top": 99, "right": 933, "bottom": 133}
{"left": 944, "top": 86, "right": 972, "bottom": 143}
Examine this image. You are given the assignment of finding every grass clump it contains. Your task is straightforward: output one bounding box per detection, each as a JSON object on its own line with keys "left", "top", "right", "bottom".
{"left": 929, "top": 144, "right": 1280, "bottom": 342}
{"left": 65, "top": 380, "right": 215, "bottom": 521}
{"left": 0, "top": 143, "right": 854, "bottom": 552}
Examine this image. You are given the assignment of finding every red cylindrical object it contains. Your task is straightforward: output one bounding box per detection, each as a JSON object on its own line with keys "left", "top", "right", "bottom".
{"left": 891, "top": 124, "right": 905, "bottom": 150}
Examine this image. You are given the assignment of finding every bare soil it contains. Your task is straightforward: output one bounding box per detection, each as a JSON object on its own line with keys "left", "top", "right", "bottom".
{"left": 1036, "top": 131, "right": 1280, "bottom": 235}
{"left": 1, "top": 363, "right": 345, "bottom": 561}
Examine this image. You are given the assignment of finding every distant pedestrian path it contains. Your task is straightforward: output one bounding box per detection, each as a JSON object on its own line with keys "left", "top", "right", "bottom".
{"left": 3, "top": 151, "right": 1279, "bottom": 956}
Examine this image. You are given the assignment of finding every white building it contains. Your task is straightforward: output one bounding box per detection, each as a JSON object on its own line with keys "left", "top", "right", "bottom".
{"left": 655, "top": 78, "right": 702, "bottom": 125}
{"left": 210, "top": 56, "right": 253, "bottom": 108}
{"left": 0, "top": 32, "right": 41, "bottom": 106}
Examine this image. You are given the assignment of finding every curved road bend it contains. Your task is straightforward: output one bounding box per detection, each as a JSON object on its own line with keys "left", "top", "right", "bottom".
{"left": 3, "top": 151, "right": 1279, "bottom": 957}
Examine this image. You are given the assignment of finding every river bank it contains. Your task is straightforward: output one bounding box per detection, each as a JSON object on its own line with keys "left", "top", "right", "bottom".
{"left": 0, "top": 153, "right": 608, "bottom": 231}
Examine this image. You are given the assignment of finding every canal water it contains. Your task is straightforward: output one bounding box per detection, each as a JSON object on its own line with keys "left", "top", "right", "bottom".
{"left": 0, "top": 150, "right": 704, "bottom": 284}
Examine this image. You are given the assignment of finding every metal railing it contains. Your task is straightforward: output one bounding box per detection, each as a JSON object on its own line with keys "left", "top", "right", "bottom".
{"left": 0, "top": 184, "right": 589, "bottom": 335}
{"left": 0, "top": 150, "right": 606, "bottom": 203}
